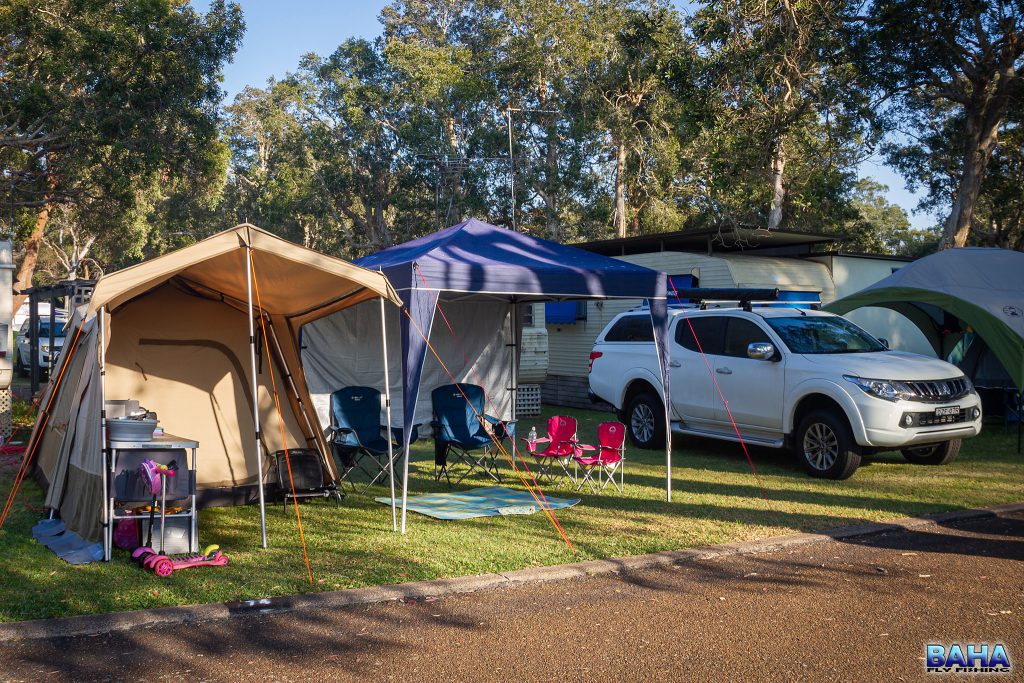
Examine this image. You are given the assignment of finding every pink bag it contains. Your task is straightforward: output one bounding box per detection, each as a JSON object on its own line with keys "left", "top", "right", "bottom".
{"left": 113, "top": 516, "right": 140, "bottom": 550}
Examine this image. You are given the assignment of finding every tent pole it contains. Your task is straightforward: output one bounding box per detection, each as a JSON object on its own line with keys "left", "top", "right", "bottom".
{"left": 99, "top": 309, "right": 111, "bottom": 561}
{"left": 509, "top": 299, "right": 517, "bottom": 425}
{"left": 246, "top": 245, "right": 268, "bottom": 549}
{"left": 665, "top": 415, "right": 672, "bottom": 502}
{"left": 380, "top": 296, "right": 397, "bottom": 532}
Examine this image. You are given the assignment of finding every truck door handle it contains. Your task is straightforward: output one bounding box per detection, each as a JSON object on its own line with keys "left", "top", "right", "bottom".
{"left": 669, "top": 360, "right": 682, "bottom": 368}
{"left": 716, "top": 367, "right": 733, "bottom": 375}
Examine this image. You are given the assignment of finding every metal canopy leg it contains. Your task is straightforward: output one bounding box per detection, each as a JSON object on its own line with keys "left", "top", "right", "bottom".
{"left": 246, "top": 245, "right": 268, "bottom": 549}
{"left": 380, "top": 297, "right": 397, "bottom": 531}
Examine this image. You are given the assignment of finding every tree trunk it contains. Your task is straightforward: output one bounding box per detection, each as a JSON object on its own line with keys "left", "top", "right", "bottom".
{"left": 545, "top": 122, "right": 559, "bottom": 241}
{"left": 12, "top": 205, "right": 51, "bottom": 313}
{"left": 767, "top": 138, "right": 786, "bottom": 231}
{"left": 941, "top": 111, "right": 1002, "bottom": 249}
{"left": 613, "top": 143, "right": 628, "bottom": 238}
{"left": 444, "top": 115, "right": 463, "bottom": 222}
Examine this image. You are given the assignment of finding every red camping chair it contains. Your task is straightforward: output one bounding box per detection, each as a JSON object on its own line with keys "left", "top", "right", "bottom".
{"left": 573, "top": 421, "right": 625, "bottom": 494}
{"left": 522, "top": 415, "right": 582, "bottom": 484}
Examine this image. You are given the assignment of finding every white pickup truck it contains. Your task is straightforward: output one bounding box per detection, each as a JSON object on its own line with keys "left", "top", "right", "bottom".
{"left": 588, "top": 306, "right": 982, "bottom": 479}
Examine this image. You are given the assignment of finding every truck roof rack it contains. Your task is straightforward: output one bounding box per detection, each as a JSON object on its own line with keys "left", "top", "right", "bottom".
{"left": 656, "top": 287, "right": 822, "bottom": 312}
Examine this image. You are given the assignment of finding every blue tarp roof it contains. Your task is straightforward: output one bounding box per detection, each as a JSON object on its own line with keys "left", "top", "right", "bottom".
{"left": 356, "top": 217, "right": 667, "bottom": 300}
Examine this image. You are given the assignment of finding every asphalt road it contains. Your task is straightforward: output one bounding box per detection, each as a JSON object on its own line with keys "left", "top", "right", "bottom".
{"left": 2, "top": 511, "right": 1022, "bottom": 682}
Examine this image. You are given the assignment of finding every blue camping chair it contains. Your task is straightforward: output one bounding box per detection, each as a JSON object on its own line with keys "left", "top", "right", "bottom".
{"left": 431, "top": 383, "right": 514, "bottom": 486}
{"left": 330, "top": 386, "right": 418, "bottom": 493}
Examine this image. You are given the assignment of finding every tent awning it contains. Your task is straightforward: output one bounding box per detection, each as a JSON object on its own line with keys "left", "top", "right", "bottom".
{"left": 90, "top": 224, "right": 401, "bottom": 317}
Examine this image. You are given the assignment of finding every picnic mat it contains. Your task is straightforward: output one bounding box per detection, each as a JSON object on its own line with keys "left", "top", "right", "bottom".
{"left": 375, "top": 486, "right": 580, "bottom": 520}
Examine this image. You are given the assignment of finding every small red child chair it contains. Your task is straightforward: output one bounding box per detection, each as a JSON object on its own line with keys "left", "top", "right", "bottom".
{"left": 522, "top": 415, "right": 582, "bottom": 484}
{"left": 573, "top": 421, "right": 626, "bottom": 494}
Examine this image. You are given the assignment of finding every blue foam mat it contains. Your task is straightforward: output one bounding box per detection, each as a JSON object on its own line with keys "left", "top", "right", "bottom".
{"left": 376, "top": 486, "right": 580, "bottom": 520}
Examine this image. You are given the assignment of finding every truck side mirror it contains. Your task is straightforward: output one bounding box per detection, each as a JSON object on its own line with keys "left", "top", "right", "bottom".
{"left": 878, "top": 338, "right": 890, "bottom": 349}
{"left": 747, "top": 342, "right": 776, "bottom": 361}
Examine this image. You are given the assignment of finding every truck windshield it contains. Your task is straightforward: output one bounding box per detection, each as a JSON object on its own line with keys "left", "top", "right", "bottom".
{"left": 766, "top": 316, "right": 885, "bottom": 354}
{"left": 37, "top": 324, "right": 67, "bottom": 338}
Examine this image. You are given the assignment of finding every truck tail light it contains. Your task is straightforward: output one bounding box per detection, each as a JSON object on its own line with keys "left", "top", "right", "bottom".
{"left": 588, "top": 351, "right": 602, "bottom": 373}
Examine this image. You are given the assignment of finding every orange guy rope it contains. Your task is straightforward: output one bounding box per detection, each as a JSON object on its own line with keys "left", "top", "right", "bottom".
{"left": 249, "top": 250, "right": 315, "bottom": 586}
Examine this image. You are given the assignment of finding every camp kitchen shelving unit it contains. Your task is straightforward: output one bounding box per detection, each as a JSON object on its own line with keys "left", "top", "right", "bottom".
{"left": 104, "top": 433, "right": 198, "bottom": 561}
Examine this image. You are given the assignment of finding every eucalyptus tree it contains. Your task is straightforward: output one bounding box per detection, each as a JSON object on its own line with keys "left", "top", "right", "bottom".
{"left": 494, "top": 0, "right": 615, "bottom": 240}
{"left": 688, "top": 0, "right": 873, "bottom": 231}
{"left": 856, "top": 0, "right": 1023, "bottom": 249}
{"left": 0, "top": 0, "right": 243, "bottom": 304}
{"left": 588, "top": 4, "right": 692, "bottom": 237}
{"left": 381, "top": 0, "right": 504, "bottom": 228}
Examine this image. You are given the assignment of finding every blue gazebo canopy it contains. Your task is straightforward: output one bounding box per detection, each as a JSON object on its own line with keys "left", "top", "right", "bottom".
{"left": 355, "top": 218, "right": 673, "bottom": 526}
{"left": 358, "top": 217, "right": 668, "bottom": 301}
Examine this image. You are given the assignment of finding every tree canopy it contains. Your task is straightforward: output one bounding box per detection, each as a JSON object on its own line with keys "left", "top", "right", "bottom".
{"left": 6, "top": 0, "right": 1024, "bottom": 288}
{"left": 0, "top": 0, "right": 243, "bottom": 300}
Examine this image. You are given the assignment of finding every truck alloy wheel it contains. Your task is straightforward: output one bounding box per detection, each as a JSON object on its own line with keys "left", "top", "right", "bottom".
{"left": 626, "top": 392, "right": 665, "bottom": 449}
{"left": 795, "top": 410, "right": 861, "bottom": 479}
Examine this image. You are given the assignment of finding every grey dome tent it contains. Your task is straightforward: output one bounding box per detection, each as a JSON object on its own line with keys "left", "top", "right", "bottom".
{"left": 826, "top": 247, "right": 1024, "bottom": 392}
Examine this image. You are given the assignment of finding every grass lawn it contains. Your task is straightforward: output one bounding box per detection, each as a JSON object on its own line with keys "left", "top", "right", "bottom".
{"left": 0, "top": 404, "right": 1021, "bottom": 622}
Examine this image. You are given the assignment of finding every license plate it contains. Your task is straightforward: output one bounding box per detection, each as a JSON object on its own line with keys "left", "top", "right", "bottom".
{"left": 934, "top": 406, "right": 961, "bottom": 417}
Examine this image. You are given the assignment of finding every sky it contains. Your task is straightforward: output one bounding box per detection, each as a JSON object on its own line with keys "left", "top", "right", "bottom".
{"left": 195, "top": 0, "right": 934, "bottom": 230}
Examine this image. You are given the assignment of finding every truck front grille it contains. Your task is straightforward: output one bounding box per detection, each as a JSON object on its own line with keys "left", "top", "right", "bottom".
{"left": 903, "top": 378, "right": 970, "bottom": 403}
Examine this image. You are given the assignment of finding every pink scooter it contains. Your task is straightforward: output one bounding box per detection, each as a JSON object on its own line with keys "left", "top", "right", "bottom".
{"left": 132, "top": 544, "right": 230, "bottom": 577}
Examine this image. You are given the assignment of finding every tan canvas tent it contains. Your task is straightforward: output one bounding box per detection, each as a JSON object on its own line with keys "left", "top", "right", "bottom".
{"left": 29, "top": 224, "right": 400, "bottom": 547}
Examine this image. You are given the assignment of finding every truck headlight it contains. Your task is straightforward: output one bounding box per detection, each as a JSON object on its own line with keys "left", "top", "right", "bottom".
{"left": 843, "top": 375, "right": 913, "bottom": 402}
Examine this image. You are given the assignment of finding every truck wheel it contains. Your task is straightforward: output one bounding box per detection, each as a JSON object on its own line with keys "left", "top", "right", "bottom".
{"left": 901, "top": 439, "right": 961, "bottom": 466}
{"left": 626, "top": 392, "right": 665, "bottom": 450}
{"left": 15, "top": 353, "right": 28, "bottom": 378}
{"left": 795, "top": 410, "right": 861, "bottom": 480}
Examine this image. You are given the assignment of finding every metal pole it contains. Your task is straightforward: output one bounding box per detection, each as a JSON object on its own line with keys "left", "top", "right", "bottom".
{"left": 48, "top": 294, "right": 55, "bottom": 382}
{"left": 47, "top": 294, "right": 55, "bottom": 378}
{"left": 660, "top": 328, "right": 672, "bottom": 502}
{"left": 666, "top": 413, "right": 672, "bottom": 502}
{"left": 509, "top": 300, "right": 518, "bottom": 430}
{"left": 29, "top": 293, "right": 38, "bottom": 395}
{"left": 99, "top": 310, "right": 110, "bottom": 561}
{"left": 246, "top": 246, "right": 268, "bottom": 549}
{"left": 380, "top": 297, "right": 397, "bottom": 532}
{"left": 506, "top": 107, "right": 516, "bottom": 232}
